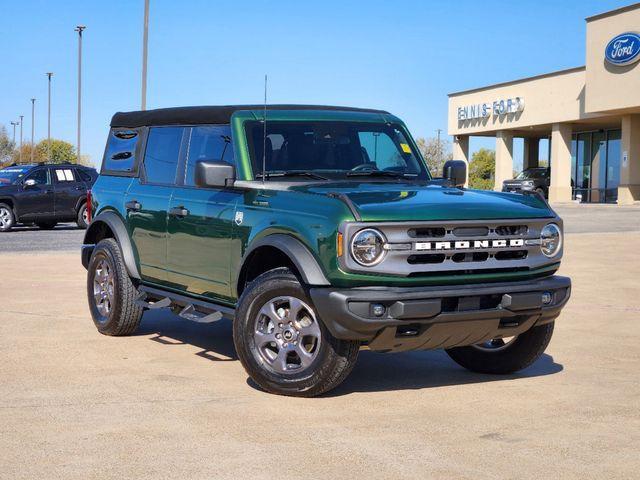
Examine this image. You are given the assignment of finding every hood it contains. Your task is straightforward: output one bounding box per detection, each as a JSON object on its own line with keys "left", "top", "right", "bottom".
{"left": 290, "top": 182, "right": 554, "bottom": 222}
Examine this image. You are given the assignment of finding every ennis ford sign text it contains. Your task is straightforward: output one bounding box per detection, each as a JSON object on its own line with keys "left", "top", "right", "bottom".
{"left": 457, "top": 97, "right": 524, "bottom": 121}
{"left": 605, "top": 32, "right": 640, "bottom": 66}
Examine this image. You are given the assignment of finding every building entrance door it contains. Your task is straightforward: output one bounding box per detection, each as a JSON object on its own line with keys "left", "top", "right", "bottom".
{"left": 571, "top": 129, "right": 621, "bottom": 203}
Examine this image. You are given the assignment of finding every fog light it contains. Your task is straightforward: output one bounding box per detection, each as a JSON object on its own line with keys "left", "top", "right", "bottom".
{"left": 372, "top": 303, "right": 386, "bottom": 317}
{"left": 541, "top": 292, "right": 553, "bottom": 305}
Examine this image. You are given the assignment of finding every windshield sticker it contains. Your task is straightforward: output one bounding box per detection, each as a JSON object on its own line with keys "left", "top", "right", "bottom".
{"left": 400, "top": 143, "right": 411, "bottom": 154}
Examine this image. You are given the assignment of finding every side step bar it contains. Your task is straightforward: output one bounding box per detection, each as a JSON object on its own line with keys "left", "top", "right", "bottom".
{"left": 136, "top": 285, "right": 235, "bottom": 323}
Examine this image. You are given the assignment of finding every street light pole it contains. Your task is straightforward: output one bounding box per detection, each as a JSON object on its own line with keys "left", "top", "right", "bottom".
{"left": 75, "top": 25, "right": 86, "bottom": 164}
{"left": 30, "top": 98, "right": 36, "bottom": 163}
{"left": 46, "top": 72, "right": 53, "bottom": 161}
{"left": 141, "top": 0, "right": 149, "bottom": 110}
{"left": 10, "top": 121, "right": 17, "bottom": 145}
{"left": 19, "top": 115, "right": 24, "bottom": 164}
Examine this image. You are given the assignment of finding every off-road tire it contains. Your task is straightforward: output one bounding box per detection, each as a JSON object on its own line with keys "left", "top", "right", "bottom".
{"left": 36, "top": 221, "right": 57, "bottom": 230}
{"left": 0, "top": 203, "right": 15, "bottom": 232}
{"left": 87, "top": 238, "right": 143, "bottom": 336}
{"left": 234, "top": 268, "right": 360, "bottom": 397}
{"left": 446, "top": 322, "right": 554, "bottom": 374}
{"left": 77, "top": 203, "right": 89, "bottom": 229}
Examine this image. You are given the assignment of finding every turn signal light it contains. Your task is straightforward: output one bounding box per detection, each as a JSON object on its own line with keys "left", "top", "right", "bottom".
{"left": 86, "top": 190, "right": 92, "bottom": 223}
{"left": 337, "top": 232, "right": 343, "bottom": 257}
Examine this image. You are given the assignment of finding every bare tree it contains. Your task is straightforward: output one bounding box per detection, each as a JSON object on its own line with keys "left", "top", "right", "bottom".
{"left": 415, "top": 136, "right": 453, "bottom": 177}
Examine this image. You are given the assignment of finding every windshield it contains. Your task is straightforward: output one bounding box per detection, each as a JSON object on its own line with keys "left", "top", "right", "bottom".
{"left": 516, "top": 168, "right": 548, "bottom": 180}
{"left": 0, "top": 167, "right": 30, "bottom": 185}
{"left": 245, "top": 121, "right": 429, "bottom": 181}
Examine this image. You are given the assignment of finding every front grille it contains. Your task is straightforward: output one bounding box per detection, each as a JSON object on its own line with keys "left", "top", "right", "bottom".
{"left": 341, "top": 218, "right": 558, "bottom": 277}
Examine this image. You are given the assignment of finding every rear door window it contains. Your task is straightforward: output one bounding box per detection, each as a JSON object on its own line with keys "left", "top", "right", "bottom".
{"left": 103, "top": 129, "right": 140, "bottom": 174}
{"left": 53, "top": 168, "right": 77, "bottom": 183}
{"left": 183, "top": 125, "right": 234, "bottom": 186}
{"left": 143, "top": 127, "right": 185, "bottom": 185}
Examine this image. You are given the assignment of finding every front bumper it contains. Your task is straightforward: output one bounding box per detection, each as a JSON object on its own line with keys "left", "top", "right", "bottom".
{"left": 310, "top": 275, "right": 571, "bottom": 352}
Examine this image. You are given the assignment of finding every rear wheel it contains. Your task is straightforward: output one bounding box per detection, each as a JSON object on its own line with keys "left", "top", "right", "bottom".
{"left": 234, "top": 268, "right": 359, "bottom": 397}
{"left": 36, "top": 221, "right": 57, "bottom": 230}
{"left": 446, "top": 322, "right": 554, "bottom": 374}
{"left": 87, "top": 238, "right": 143, "bottom": 336}
{"left": 0, "top": 203, "right": 15, "bottom": 232}
{"left": 77, "top": 203, "right": 89, "bottom": 229}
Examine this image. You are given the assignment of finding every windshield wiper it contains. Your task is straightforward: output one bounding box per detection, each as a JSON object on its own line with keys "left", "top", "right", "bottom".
{"left": 346, "top": 169, "right": 415, "bottom": 178}
{"left": 255, "top": 170, "right": 329, "bottom": 181}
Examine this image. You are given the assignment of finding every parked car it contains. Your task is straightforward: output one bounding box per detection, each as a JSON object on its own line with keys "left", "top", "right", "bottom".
{"left": 502, "top": 167, "right": 550, "bottom": 198}
{"left": 0, "top": 163, "right": 97, "bottom": 232}
{"left": 82, "top": 105, "right": 571, "bottom": 397}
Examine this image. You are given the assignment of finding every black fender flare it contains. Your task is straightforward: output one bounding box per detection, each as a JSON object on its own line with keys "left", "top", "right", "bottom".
{"left": 82, "top": 210, "right": 141, "bottom": 279}
{"left": 237, "top": 234, "right": 331, "bottom": 292}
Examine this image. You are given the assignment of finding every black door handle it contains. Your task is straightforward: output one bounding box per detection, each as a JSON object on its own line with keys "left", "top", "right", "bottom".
{"left": 169, "top": 206, "right": 189, "bottom": 218}
{"left": 125, "top": 200, "right": 142, "bottom": 211}
{"left": 45, "top": 189, "right": 54, "bottom": 194}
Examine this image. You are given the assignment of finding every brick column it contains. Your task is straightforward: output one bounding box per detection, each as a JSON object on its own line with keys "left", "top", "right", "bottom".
{"left": 523, "top": 138, "right": 540, "bottom": 170}
{"left": 619, "top": 114, "right": 640, "bottom": 204}
{"left": 452, "top": 135, "right": 470, "bottom": 186}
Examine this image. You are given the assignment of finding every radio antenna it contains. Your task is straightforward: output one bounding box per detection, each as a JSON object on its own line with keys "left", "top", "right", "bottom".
{"left": 261, "top": 74, "right": 268, "bottom": 184}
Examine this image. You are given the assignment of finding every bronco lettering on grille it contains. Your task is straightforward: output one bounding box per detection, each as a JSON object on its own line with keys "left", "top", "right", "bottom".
{"left": 414, "top": 239, "right": 525, "bottom": 251}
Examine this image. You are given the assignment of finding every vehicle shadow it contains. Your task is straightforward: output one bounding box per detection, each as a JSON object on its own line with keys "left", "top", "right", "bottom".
{"left": 9, "top": 223, "right": 81, "bottom": 232}
{"left": 136, "top": 309, "right": 563, "bottom": 395}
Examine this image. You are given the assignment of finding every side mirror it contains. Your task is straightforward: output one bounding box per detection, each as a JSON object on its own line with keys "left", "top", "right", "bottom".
{"left": 443, "top": 160, "right": 467, "bottom": 188}
{"left": 195, "top": 160, "right": 235, "bottom": 188}
{"left": 23, "top": 179, "right": 37, "bottom": 188}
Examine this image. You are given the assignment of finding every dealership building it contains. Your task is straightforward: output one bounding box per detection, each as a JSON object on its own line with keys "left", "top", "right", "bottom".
{"left": 448, "top": 3, "right": 640, "bottom": 204}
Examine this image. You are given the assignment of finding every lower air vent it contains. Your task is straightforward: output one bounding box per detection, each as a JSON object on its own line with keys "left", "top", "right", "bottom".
{"left": 407, "top": 254, "right": 446, "bottom": 264}
{"left": 495, "top": 250, "right": 528, "bottom": 260}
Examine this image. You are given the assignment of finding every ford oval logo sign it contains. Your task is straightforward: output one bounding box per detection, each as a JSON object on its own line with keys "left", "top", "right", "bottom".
{"left": 605, "top": 32, "right": 640, "bottom": 66}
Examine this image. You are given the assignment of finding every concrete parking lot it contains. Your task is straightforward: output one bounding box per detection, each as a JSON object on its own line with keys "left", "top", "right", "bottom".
{"left": 0, "top": 206, "right": 639, "bottom": 479}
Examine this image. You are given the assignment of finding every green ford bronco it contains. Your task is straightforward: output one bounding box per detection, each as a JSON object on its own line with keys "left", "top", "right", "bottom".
{"left": 82, "top": 105, "right": 571, "bottom": 396}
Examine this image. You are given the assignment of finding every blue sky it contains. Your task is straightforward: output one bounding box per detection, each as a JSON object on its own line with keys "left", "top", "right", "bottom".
{"left": 0, "top": 0, "right": 632, "bottom": 170}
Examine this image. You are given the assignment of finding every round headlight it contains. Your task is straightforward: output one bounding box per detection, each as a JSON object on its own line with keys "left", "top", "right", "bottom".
{"left": 540, "top": 223, "right": 562, "bottom": 257}
{"left": 350, "top": 228, "right": 386, "bottom": 266}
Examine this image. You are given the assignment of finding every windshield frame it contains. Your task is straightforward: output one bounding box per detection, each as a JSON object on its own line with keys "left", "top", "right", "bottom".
{"left": 233, "top": 110, "right": 431, "bottom": 182}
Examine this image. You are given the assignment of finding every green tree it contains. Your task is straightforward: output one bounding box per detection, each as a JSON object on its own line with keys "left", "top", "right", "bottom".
{"left": 416, "top": 136, "right": 453, "bottom": 177}
{"left": 468, "top": 148, "right": 495, "bottom": 190}
{"left": 35, "top": 139, "right": 76, "bottom": 164}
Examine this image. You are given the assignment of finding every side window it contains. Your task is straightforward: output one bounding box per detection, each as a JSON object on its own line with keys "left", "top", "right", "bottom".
{"left": 103, "top": 129, "right": 139, "bottom": 173}
{"left": 77, "top": 169, "right": 93, "bottom": 182}
{"left": 25, "top": 169, "right": 49, "bottom": 185}
{"left": 53, "top": 168, "right": 76, "bottom": 183}
{"left": 184, "top": 125, "right": 234, "bottom": 186}
{"left": 144, "top": 127, "right": 185, "bottom": 185}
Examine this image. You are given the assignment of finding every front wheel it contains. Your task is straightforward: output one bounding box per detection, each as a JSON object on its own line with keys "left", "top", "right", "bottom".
{"left": 234, "top": 268, "right": 360, "bottom": 397}
{"left": 0, "top": 203, "right": 15, "bottom": 232}
{"left": 445, "top": 322, "right": 554, "bottom": 374}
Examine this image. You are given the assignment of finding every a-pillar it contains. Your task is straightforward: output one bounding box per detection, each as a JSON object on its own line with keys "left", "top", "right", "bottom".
{"left": 453, "top": 135, "right": 469, "bottom": 186}
{"left": 494, "top": 131, "right": 513, "bottom": 191}
{"left": 549, "top": 123, "right": 573, "bottom": 203}
{"left": 523, "top": 138, "right": 540, "bottom": 170}
{"left": 619, "top": 114, "right": 640, "bottom": 204}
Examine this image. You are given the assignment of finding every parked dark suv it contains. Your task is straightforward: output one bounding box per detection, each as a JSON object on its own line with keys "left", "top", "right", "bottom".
{"left": 502, "top": 167, "right": 550, "bottom": 198}
{"left": 0, "top": 163, "right": 97, "bottom": 232}
{"left": 82, "top": 105, "right": 570, "bottom": 397}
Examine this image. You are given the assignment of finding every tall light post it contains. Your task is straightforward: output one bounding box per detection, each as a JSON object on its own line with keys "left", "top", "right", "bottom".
{"left": 75, "top": 25, "right": 86, "bottom": 164}
{"left": 10, "top": 121, "right": 18, "bottom": 146}
{"left": 46, "top": 72, "right": 53, "bottom": 161}
{"left": 19, "top": 115, "right": 24, "bottom": 164}
{"left": 30, "top": 98, "right": 36, "bottom": 163}
{"left": 141, "top": 0, "right": 149, "bottom": 110}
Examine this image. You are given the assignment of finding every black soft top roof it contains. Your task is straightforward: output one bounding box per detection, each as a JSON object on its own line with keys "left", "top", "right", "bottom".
{"left": 110, "top": 105, "right": 389, "bottom": 128}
